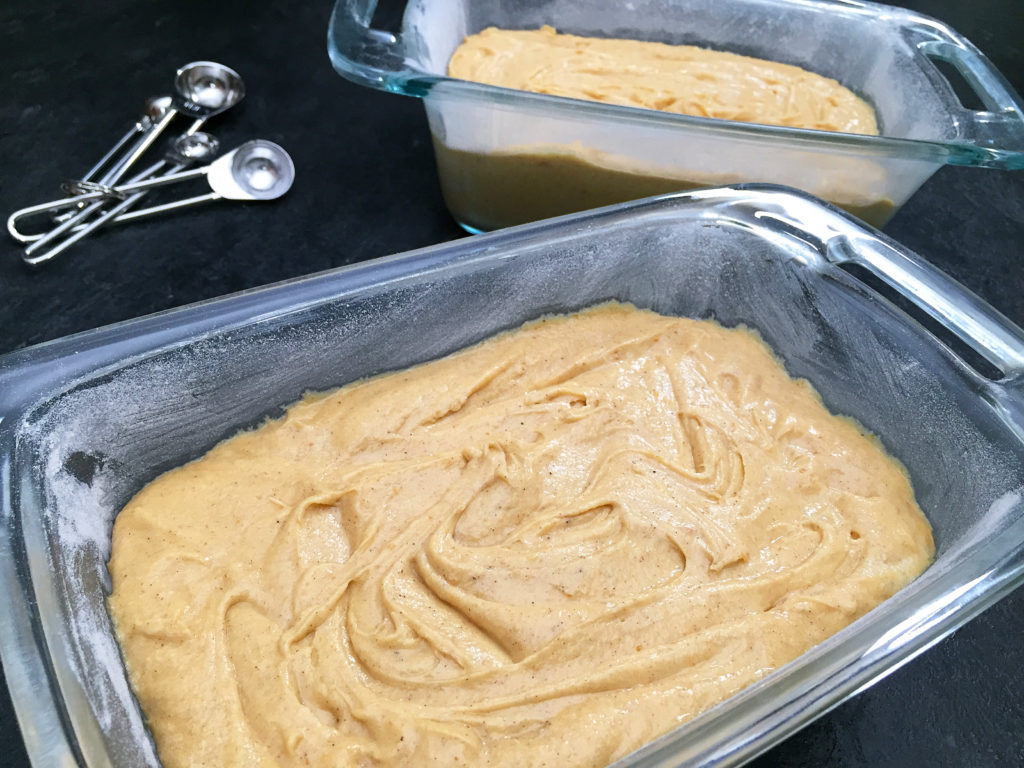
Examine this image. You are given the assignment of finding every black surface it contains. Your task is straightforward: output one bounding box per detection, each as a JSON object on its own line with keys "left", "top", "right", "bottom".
{"left": 1, "top": 1, "right": 1023, "bottom": 766}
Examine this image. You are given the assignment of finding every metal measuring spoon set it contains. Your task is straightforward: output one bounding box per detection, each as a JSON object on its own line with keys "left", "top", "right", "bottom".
{"left": 8, "top": 61, "right": 295, "bottom": 267}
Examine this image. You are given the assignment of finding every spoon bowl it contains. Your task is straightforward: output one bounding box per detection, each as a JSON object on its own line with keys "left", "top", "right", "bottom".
{"left": 173, "top": 62, "right": 245, "bottom": 118}
{"left": 207, "top": 140, "right": 295, "bottom": 200}
{"left": 143, "top": 95, "right": 175, "bottom": 122}
{"left": 167, "top": 132, "right": 221, "bottom": 165}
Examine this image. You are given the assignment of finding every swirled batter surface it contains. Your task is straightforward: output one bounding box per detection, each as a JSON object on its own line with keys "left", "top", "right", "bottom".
{"left": 109, "top": 304, "right": 932, "bottom": 768}
{"left": 448, "top": 26, "right": 879, "bottom": 135}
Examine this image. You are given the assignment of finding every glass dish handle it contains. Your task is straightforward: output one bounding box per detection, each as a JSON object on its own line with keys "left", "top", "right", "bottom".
{"left": 328, "top": 0, "right": 418, "bottom": 93}
{"left": 904, "top": 23, "right": 1024, "bottom": 159}
{"left": 828, "top": 233, "right": 1024, "bottom": 420}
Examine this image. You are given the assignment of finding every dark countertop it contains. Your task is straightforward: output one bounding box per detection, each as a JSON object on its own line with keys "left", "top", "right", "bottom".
{"left": 1, "top": 1, "right": 1022, "bottom": 766}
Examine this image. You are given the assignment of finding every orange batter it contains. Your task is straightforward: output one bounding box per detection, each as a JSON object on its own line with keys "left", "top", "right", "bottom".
{"left": 109, "top": 304, "right": 932, "bottom": 768}
{"left": 448, "top": 26, "right": 879, "bottom": 134}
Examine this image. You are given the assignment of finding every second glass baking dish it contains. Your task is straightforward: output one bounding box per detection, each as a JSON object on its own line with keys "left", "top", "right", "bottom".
{"left": 1, "top": 186, "right": 1023, "bottom": 767}
{"left": 328, "top": 0, "right": 1024, "bottom": 231}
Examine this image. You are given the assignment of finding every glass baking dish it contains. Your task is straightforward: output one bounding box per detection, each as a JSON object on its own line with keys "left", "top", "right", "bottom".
{"left": 328, "top": 0, "right": 1024, "bottom": 232}
{"left": 1, "top": 186, "right": 1023, "bottom": 767}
